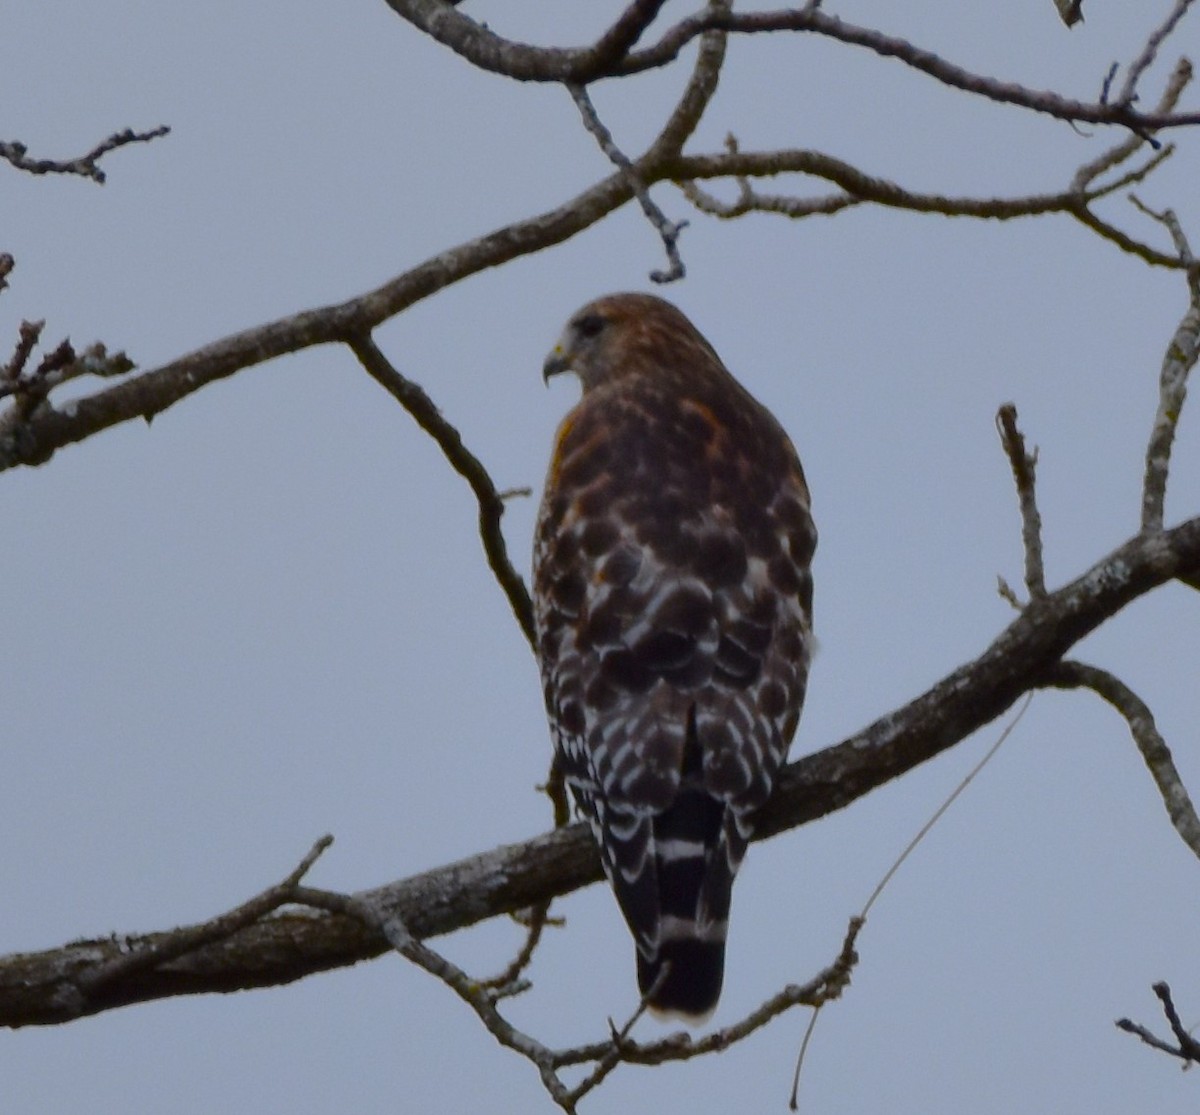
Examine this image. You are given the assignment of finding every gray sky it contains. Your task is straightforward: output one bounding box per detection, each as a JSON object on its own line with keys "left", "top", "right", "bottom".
{"left": 4, "top": 2, "right": 1200, "bottom": 1112}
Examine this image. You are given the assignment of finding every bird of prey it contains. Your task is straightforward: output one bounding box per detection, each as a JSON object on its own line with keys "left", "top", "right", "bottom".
{"left": 534, "top": 292, "right": 815, "bottom": 1022}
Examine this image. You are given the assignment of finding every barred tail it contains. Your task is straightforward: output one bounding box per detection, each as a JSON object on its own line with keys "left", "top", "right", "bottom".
{"left": 597, "top": 717, "right": 742, "bottom": 1024}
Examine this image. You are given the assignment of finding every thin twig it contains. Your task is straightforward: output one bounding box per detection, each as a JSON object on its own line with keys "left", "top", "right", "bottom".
{"left": 3, "top": 321, "right": 44, "bottom": 384}
{"left": 564, "top": 967, "right": 673, "bottom": 1109}
{"left": 1117, "top": 981, "right": 1200, "bottom": 1064}
{"left": 860, "top": 696, "right": 1031, "bottom": 921}
{"left": 566, "top": 83, "right": 687, "bottom": 283}
{"left": 1074, "top": 58, "right": 1191, "bottom": 191}
{"left": 0, "top": 126, "right": 170, "bottom": 184}
{"left": 996, "top": 575, "right": 1023, "bottom": 611}
{"left": 1069, "top": 203, "right": 1187, "bottom": 269}
{"left": 788, "top": 1004, "right": 823, "bottom": 1109}
{"left": 1041, "top": 661, "right": 1200, "bottom": 863}
{"left": 480, "top": 900, "right": 556, "bottom": 993}
{"left": 347, "top": 332, "right": 536, "bottom": 649}
{"left": 0, "top": 335, "right": 134, "bottom": 404}
{"left": 1128, "top": 202, "right": 1200, "bottom": 532}
{"left": 1116, "top": 0, "right": 1197, "bottom": 109}
{"left": 789, "top": 699, "right": 1029, "bottom": 1105}
{"left": 553, "top": 934, "right": 857, "bottom": 1073}
{"left": 77, "top": 835, "right": 333, "bottom": 994}
{"left": 679, "top": 137, "right": 861, "bottom": 220}
{"left": 293, "top": 880, "right": 853, "bottom": 1113}
{"left": 996, "top": 405, "right": 1047, "bottom": 599}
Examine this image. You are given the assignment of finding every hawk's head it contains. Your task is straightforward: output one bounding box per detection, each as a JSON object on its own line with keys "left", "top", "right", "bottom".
{"left": 543, "top": 292, "right": 721, "bottom": 392}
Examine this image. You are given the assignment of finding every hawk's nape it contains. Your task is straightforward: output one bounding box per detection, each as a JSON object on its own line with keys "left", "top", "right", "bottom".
{"left": 533, "top": 292, "right": 815, "bottom": 1023}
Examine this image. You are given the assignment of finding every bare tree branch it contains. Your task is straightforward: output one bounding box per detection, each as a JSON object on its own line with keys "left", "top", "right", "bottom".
{"left": 1041, "top": 662, "right": 1200, "bottom": 862}
{"left": 644, "top": 0, "right": 731, "bottom": 160}
{"left": 75, "top": 836, "right": 333, "bottom": 998}
{"left": 0, "top": 126, "right": 170, "bottom": 184}
{"left": 383, "top": 0, "right": 1200, "bottom": 141}
{"left": 0, "top": 166, "right": 641, "bottom": 472}
{"left": 671, "top": 57, "right": 1192, "bottom": 269}
{"left": 293, "top": 873, "right": 856, "bottom": 1112}
{"left": 623, "top": 7, "right": 1200, "bottom": 132}
{"left": 674, "top": 148, "right": 1087, "bottom": 218}
{"left": 1133, "top": 203, "right": 1200, "bottom": 532}
{"left": 1116, "top": 0, "right": 1197, "bottom": 109}
{"left": 3, "top": 515, "right": 1198, "bottom": 1028}
{"left": 1075, "top": 58, "right": 1192, "bottom": 191}
{"left": 1117, "top": 981, "right": 1200, "bottom": 1065}
{"left": 567, "top": 83, "right": 688, "bottom": 283}
{"left": 2, "top": 28, "right": 1191, "bottom": 477}
{"left": 348, "top": 333, "right": 536, "bottom": 649}
{"left": 996, "top": 405, "right": 1047, "bottom": 600}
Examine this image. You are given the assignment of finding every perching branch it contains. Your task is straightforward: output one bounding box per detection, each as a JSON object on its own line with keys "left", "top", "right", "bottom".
{"left": 4, "top": 514, "right": 1198, "bottom": 1029}
{"left": 0, "top": 126, "right": 169, "bottom": 184}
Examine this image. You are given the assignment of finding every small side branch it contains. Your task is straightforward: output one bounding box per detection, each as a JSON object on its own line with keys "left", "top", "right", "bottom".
{"left": 996, "top": 404, "right": 1047, "bottom": 600}
{"left": 679, "top": 133, "right": 861, "bottom": 221}
{"left": 1075, "top": 59, "right": 1191, "bottom": 192}
{"left": 296, "top": 877, "right": 856, "bottom": 1113}
{"left": 566, "top": 83, "right": 687, "bottom": 283}
{"left": 1115, "top": 0, "right": 1197, "bottom": 110}
{"left": 0, "top": 320, "right": 135, "bottom": 444}
{"left": 0, "top": 126, "right": 170, "bottom": 184}
{"left": 1117, "top": 981, "right": 1200, "bottom": 1065}
{"left": 77, "top": 836, "right": 333, "bottom": 997}
{"left": 1132, "top": 203, "right": 1200, "bottom": 533}
{"left": 27, "top": 836, "right": 336, "bottom": 1022}
{"left": 1041, "top": 661, "right": 1200, "bottom": 863}
{"left": 348, "top": 333, "right": 536, "bottom": 650}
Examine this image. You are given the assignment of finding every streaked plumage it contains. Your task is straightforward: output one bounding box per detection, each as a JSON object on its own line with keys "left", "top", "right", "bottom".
{"left": 534, "top": 293, "right": 815, "bottom": 1022}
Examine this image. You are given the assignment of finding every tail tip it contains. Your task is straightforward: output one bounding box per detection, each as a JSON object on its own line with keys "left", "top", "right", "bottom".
{"left": 638, "top": 938, "right": 725, "bottom": 1027}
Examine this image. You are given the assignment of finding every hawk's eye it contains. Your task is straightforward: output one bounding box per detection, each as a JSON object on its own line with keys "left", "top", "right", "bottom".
{"left": 575, "top": 313, "right": 606, "bottom": 339}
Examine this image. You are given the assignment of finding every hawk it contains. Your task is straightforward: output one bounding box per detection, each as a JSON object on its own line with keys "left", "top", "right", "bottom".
{"left": 534, "top": 293, "right": 815, "bottom": 1023}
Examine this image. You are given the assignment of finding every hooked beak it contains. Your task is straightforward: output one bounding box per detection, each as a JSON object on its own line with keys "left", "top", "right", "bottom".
{"left": 542, "top": 347, "right": 571, "bottom": 385}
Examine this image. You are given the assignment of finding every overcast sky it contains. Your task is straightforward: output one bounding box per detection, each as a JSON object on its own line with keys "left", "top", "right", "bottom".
{"left": 3, "top": 2, "right": 1200, "bottom": 1112}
